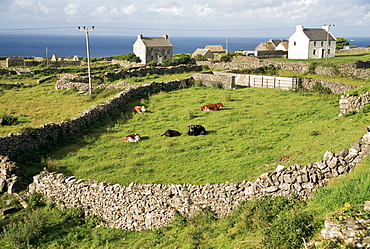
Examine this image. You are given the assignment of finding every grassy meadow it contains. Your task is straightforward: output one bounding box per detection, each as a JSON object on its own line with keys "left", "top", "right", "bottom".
{"left": 39, "top": 86, "right": 368, "bottom": 187}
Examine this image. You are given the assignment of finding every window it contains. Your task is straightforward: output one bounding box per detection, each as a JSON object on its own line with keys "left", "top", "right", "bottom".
{"left": 313, "top": 49, "right": 316, "bottom": 55}
{"left": 294, "top": 41, "right": 297, "bottom": 46}
{"left": 314, "top": 41, "right": 316, "bottom": 46}
{"left": 329, "top": 41, "right": 331, "bottom": 46}
{"left": 328, "top": 49, "right": 331, "bottom": 55}
{"left": 321, "top": 41, "right": 324, "bottom": 46}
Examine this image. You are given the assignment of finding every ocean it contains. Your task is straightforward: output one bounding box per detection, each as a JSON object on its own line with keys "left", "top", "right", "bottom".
{"left": 1, "top": 34, "right": 370, "bottom": 58}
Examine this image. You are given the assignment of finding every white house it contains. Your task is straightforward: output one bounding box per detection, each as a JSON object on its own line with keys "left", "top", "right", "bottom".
{"left": 288, "top": 25, "right": 336, "bottom": 59}
{"left": 133, "top": 34, "right": 173, "bottom": 64}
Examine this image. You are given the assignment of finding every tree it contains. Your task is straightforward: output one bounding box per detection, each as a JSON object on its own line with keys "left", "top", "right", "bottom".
{"left": 336, "top": 37, "right": 350, "bottom": 49}
{"left": 172, "top": 53, "right": 194, "bottom": 65}
{"left": 194, "top": 54, "right": 207, "bottom": 61}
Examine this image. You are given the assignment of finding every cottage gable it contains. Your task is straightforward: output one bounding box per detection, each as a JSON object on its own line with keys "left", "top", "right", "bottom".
{"left": 192, "top": 48, "right": 214, "bottom": 60}
{"left": 133, "top": 34, "right": 173, "bottom": 64}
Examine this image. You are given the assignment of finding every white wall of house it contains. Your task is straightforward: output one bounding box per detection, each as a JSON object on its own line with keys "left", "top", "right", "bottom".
{"left": 133, "top": 35, "right": 147, "bottom": 64}
{"left": 288, "top": 25, "right": 310, "bottom": 59}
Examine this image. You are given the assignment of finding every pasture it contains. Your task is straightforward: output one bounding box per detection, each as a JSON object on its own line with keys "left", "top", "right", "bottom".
{"left": 41, "top": 86, "right": 368, "bottom": 186}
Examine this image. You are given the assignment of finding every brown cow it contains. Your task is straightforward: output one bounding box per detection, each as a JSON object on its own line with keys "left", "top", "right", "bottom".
{"left": 161, "top": 130, "right": 182, "bottom": 137}
{"left": 133, "top": 106, "right": 146, "bottom": 113}
{"left": 201, "top": 102, "right": 224, "bottom": 111}
{"left": 124, "top": 133, "right": 141, "bottom": 142}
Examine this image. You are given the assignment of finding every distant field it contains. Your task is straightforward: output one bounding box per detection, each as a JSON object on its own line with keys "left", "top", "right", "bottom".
{"left": 40, "top": 87, "right": 369, "bottom": 186}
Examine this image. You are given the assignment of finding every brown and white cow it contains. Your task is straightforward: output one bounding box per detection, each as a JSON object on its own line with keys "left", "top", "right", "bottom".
{"left": 201, "top": 102, "right": 224, "bottom": 111}
{"left": 124, "top": 133, "right": 141, "bottom": 142}
{"left": 133, "top": 106, "right": 146, "bottom": 113}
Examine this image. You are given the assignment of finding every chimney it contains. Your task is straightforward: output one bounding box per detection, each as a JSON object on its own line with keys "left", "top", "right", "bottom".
{"left": 296, "top": 25, "right": 304, "bottom": 32}
{"left": 163, "top": 34, "right": 168, "bottom": 39}
{"left": 138, "top": 34, "right": 143, "bottom": 39}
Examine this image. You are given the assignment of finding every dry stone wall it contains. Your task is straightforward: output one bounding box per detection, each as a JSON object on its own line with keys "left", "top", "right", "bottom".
{"left": 28, "top": 131, "right": 370, "bottom": 230}
{"left": 339, "top": 92, "right": 370, "bottom": 116}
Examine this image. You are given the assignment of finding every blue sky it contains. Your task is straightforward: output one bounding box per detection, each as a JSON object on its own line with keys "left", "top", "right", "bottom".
{"left": 1, "top": 0, "right": 370, "bottom": 38}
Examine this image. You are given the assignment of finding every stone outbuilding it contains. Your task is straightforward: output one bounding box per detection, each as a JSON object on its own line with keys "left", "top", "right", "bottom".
{"left": 133, "top": 34, "right": 173, "bottom": 64}
{"left": 192, "top": 48, "right": 214, "bottom": 60}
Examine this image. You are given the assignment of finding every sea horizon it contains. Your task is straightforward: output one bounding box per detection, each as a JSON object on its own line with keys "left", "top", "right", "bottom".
{"left": 1, "top": 33, "right": 369, "bottom": 59}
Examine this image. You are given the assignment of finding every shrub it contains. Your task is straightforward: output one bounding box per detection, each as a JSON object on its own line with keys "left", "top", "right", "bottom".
{"left": 308, "top": 62, "right": 318, "bottom": 74}
{"left": 345, "top": 85, "right": 370, "bottom": 96}
{"left": 312, "top": 82, "right": 332, "bottom": 94}
{"left": 265, "top": 211, "right": 316, "bottom": 249}
{"left": 194, "top": 54, "right": 207, "bottom": 61}
{"left": 0, "top": 211, "right": 47, "bottom": 247}
{"left": 0, "top": 114, "right": 18, "bottom": 126}
{"left": 172, "top": 53, "right": 194, "bottom": 65}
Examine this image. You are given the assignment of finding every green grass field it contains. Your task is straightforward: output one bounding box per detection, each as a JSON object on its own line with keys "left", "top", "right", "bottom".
{"left": 38, "top": 86, "right": 368, "bottom": 187}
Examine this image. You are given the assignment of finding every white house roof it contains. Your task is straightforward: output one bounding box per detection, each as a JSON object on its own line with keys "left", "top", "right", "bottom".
{"left": 303, "top": 28, "right": 336, "bottom": 41}
{"left": 138, "top": 34, "right": 173, "bottom": 47}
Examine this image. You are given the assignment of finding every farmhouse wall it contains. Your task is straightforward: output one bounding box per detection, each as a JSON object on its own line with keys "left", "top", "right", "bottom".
{"left": 27, "top": 131, "right": 370, "bottom": 230}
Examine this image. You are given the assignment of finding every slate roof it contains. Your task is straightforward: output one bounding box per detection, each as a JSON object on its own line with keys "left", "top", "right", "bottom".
{"left": 303, "top": 28, "right": 335, "bottom": 41}
{"left": 141, "top": 37, "right": 172, "bottom": 47}
{"left": 271, "top": 39, "right": 288, "bottom": 47}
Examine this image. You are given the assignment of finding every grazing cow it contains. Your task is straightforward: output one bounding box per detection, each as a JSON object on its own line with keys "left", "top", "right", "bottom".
{"left": 133, "top": 106, "right": 146, "bottom": 113}
{"left": 201, "top": 102, "right": 224, "bottom": 111}
{"left": 161, "top": 130, "right": 182, "bottom": 137}
{"left": 124, "top": 133, "right": 141, "bottom": 142}
{"left": 187, "top": 125, "right": 207, "bottom": 136}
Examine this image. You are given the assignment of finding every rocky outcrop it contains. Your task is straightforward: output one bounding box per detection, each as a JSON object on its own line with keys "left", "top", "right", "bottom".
{"left": 307, "top": 201, "right": 370, "bottom": 248}
{"left": 0, "top": 156, "right": 24, "bottom": 194}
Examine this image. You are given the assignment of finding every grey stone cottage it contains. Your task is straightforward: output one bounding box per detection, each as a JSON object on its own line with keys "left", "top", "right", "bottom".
{"left": 133, "top": 34, "right": 173, "bottom": 64}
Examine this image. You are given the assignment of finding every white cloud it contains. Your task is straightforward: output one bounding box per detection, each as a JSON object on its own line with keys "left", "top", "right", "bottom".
{"left": 194, "top": 4, "right": 215, "bottom": 17}
{"left": 148, "top": 3, "right": 184, "bottom": 16}
{"left": 14, "top": 0, "right": 33, "bottom": 8}
{"left": 91, "top": 6, "right": 109, "bottom": 17}
{"left": 64, "top": 3, "right": 80, "bottom": 16}
{"left": 121, "top": 5, "right": 137, "bottom": 15}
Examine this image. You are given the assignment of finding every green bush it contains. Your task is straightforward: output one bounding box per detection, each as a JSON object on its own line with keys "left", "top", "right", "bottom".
{"left": 345, "top": 85, "right": 370, "bottom": 96}
{"left": 265, "top": 211, "right": 316, "bottom": 249}
{"left": 0, "top": 211, "right": 47, "bottom": 248}
{"left": 312, "top": 82, "right": 332, "bottom": 94}
{"left": 0, "top": 114, "right": 18, "bottom": 126}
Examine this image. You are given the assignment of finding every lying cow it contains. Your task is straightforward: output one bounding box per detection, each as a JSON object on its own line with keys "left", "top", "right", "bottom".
{"left": 201, "top": 102, "right": 224, "bottom": 111}
{"left": 187, "top": 125, "right": 207, "bottom": 136}
{"left": 124, "top": 133, "right": 141, "bottom": 142}
{"left": 161, "top": 130, "right": 182, "bottom": 137}
{"left": 133, "top": 106, "right": 146, "bottom": 113}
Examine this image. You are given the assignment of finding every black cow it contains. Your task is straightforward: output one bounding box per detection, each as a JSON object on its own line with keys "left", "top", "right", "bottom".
{"left": 161, "top": 130, "right": 182, "bottom": 137}
{"left": 187, "top": 125, "right": 207, "bottom": 136}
